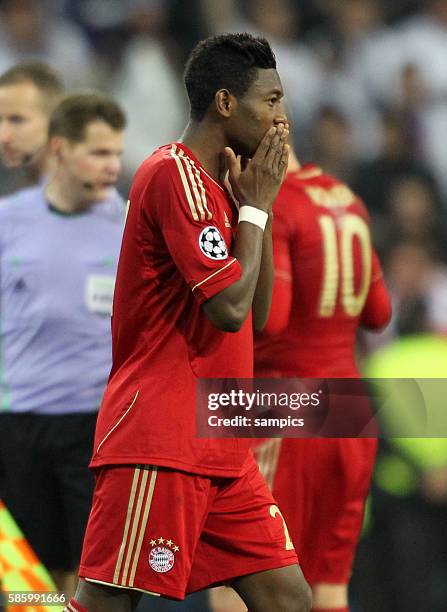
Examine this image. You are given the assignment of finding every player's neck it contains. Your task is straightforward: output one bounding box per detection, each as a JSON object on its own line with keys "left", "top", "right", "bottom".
{"left": 180, "top": 120, "right": 225, "bottom": 183}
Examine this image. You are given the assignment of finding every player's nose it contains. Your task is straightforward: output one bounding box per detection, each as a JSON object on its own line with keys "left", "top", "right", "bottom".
{"left": 274, "top": 113, "right": 288, "bottom": 128}
{"left": 274, "top": 99, "right": 289, "bottom": 128}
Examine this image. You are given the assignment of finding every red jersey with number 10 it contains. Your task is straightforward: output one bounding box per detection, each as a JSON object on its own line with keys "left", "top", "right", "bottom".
{"left": 255, "top": 165, "right": 391, "bottom": 377}
{"left": 90, "top": 143, "right": 254, "bottom": 476}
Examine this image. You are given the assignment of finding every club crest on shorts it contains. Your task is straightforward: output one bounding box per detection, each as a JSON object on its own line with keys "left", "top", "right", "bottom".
{"left": 148, "top": 537, "right": 178, "bottom": 573}
{"left": 198, "top": 226, "right": 228, "bottom": 260}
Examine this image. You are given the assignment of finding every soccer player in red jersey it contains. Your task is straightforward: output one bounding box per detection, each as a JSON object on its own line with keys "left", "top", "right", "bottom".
{"left": 69, "top": 34, "right": 311, "bottom": 612}
{"left": 253, "top": 146, "right": 392, "bottom": 612}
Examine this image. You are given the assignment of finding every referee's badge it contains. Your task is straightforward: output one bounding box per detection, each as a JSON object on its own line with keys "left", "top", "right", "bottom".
{"left": 148, "top": 537, "right": 179, "bottom": 573}
{"left": 198, "top": 226, "right": 228, "bottom": 260}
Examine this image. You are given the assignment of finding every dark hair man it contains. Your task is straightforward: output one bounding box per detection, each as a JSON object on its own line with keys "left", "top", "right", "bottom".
{"left": 70, "top": 33, "right": 311, "bottom": 612}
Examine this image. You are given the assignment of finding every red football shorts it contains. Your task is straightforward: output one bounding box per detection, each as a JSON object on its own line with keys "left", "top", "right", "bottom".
{"left": 79, "top": 456, "right": 298, "bottom": 600}
{"left": 256, "top": 437, "right": 377, "bottom": 585}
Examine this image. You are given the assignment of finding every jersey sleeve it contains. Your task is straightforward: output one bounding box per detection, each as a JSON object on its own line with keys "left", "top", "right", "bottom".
{"left": 361, "top": 249, "right": 392, "bottom": 330}
{"left": 148, "top": 160, "right": 242, "bottom": 304}
{"left": 263, "top": 225, "right": 293, "bottom": 336}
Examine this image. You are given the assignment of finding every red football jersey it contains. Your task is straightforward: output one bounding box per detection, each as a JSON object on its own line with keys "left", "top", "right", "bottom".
{"left": 91, "top": 143, "right": 254, "bottom": 477}
{"left": 255, "top": 165, "right": 391, "bottom": 377}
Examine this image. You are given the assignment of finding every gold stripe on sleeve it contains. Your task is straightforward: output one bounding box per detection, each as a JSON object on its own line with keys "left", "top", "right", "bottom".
{"left": 170, "top": 144, "right": 199, "bottom": 221}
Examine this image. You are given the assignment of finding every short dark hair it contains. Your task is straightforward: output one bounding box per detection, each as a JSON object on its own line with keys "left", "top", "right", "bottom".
{"left": 184, "top": 33, "right": 276, "bottom": 121}
{"left": 0, "top": 61, "right": 64, "bottom": 114}
{"left": 49, "top": 92, "right": 126, "bottom": 142}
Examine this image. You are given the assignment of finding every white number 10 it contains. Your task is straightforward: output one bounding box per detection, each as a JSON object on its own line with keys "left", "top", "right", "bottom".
{"left": 318, "top": 214, "right": 372, "bottom": 318}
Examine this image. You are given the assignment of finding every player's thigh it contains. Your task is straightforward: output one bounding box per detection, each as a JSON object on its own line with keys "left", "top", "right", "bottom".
{"left": 74, "top": 578, "right": 142, "bottom": 612}
{"left": 188, "top": 458, "right": 299, "bottom": 594}
{"left": 209, "top": 585, "right": 246, "bottom": 612}
{"left": 232, "top": 564, "right": 311, "bottom": 612}
{"left": 80, "top": 465, "right": 213, "bottom": 601}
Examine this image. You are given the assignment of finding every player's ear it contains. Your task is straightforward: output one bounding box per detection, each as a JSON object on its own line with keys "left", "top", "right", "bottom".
{"left": 215, "top": 89, "right": 236, "bottom": 118}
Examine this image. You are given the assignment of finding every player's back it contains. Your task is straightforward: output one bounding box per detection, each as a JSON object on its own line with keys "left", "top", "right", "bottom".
{"left": 255, "top": 165, "right": 388, "bottom": 377}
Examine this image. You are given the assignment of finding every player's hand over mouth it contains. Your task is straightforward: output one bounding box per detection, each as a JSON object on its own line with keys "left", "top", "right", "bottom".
{"left": 224, "top": 123, "right": 289, "bottom": 213}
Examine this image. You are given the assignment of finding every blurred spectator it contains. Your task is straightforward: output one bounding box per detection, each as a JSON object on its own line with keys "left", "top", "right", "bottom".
{"left": 396, "top": 0, "right": 447, "bottom": 196}
{"left": 364, "top": 240, "right": 447, "bottom": 353}
{"left": 353, "top": 296, "right": 447, "bottom": 612}
{"left": 0, "top": 0, "right": 94, "bottom": 88}
{"left": 356, "top": 0, "right": 447, "bottom": 197}
{"left": 0, "top": 61, "right": 64, "bottom": 196}
{"left": 384, "top": 177, "right": 447, "bottom": 260}
{"left": 197, "top": 0, "right": 241, "bottom": 35}
{"left": 307, "top": 0, "right": 387, "bottom": 159}
{"left": 381, "top": 0, "right": 423, "bottom": 22}
{"left": 111, "top": 3, "right": 186, "bottom": 184}
{"left": 65, "top": 0, "right": 178, "bottom": 80}
{"left": 317, "top": 0, "right": 385, "bottom": 63}
{"left": 245, "top": 0, "right": 325, "bottom": 137}
{"left": 398, "top": 62, "right": 427, "bottom": 146}
{"left": 166, "top": 0, "right": 208, "bottom": 66}
{"left": 353, "top": 108, "right": 439, "bottom": 222}
{"left": 66, "top": 0, "right": 158, "bottom": 50}
{"left": 386, "top": 241, "right": 447, "bottom": 333}
{"left": 305, "top": 105, "right": 356, "bottom": 184}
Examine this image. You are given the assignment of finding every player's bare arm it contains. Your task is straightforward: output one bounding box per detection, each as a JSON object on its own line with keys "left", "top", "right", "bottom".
{"left": 203, "top": 124, "right": 289, "bottom": 332}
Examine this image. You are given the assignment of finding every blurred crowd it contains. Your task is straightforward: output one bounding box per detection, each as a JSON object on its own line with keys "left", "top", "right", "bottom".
{"left": 0, "top": 1, "right": 446, "bottom": 610}
{"left": 1, "top": 0, "right": 447, "bottom": 343}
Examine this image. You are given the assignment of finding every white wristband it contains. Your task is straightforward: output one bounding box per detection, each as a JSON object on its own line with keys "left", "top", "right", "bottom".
{"left": 238, "top": 205, "right": 268, "bottom": 231}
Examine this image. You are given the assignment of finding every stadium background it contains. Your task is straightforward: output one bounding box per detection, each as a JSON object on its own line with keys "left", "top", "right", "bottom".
{"left": 0, "top": 1, "right": 446, "bottom": 611}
